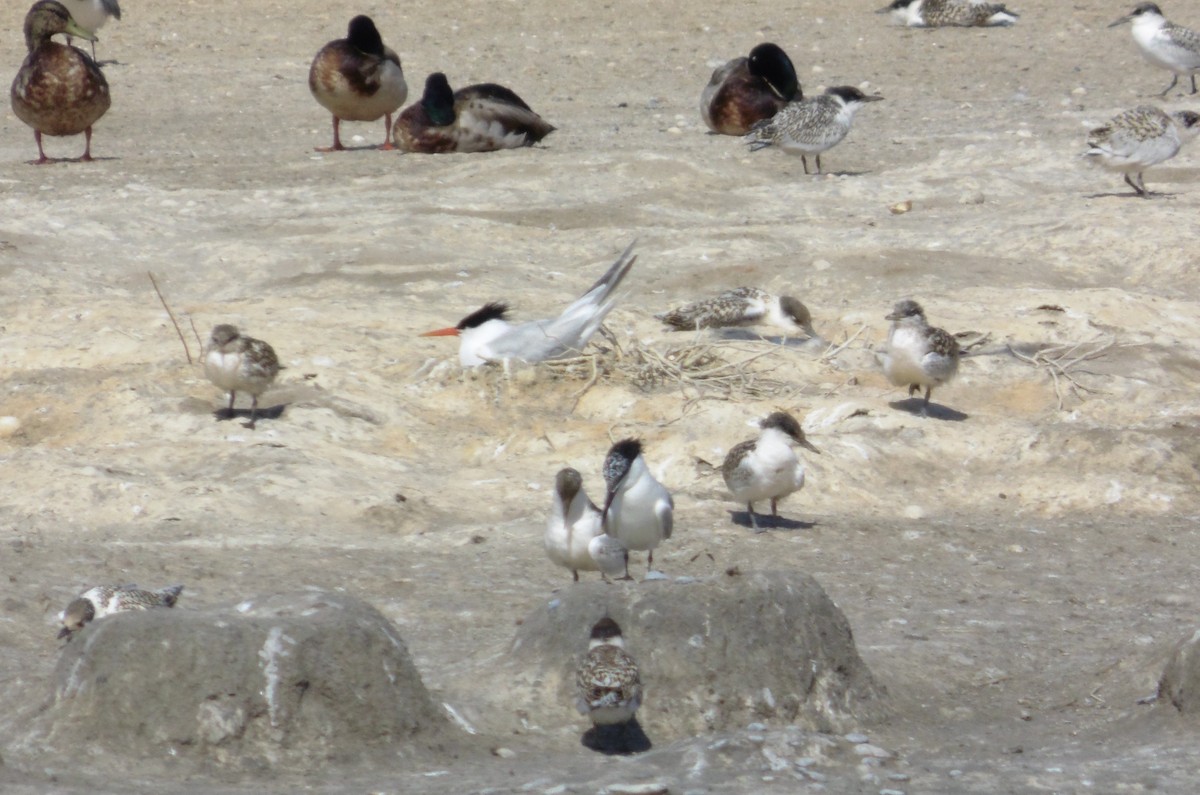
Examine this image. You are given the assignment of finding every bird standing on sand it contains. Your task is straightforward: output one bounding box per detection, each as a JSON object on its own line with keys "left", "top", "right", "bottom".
{"left": 701, "top": 42, "right": 802, "bottom": 136}
{"left": 880, "top": 300, "right": 960, "bottom": 416}
{"left": 746, "top": 86, "right": 883, "bottom": 175}
{"left": 1110, "top": 3, "right": 1200, "bottom": 96}
{"left": 11, "top": 1, "right": 111, "bottom": 164}
{"left": 877, "top": 0, "right": 1018, "bottom": 27}
{"left": 576, "top": 617, "right": 643, "bottom": 727}
{"left": 58, "top": 584, "right": 184, "bottom": 640}
{"left": 60, "top": 0, "right": 118, "bottom": 59}
{"left": 601, "top": 439, "right": 673, "bottom": 579}
{"left": 1084, "top": 105, "right": 1200, "bottom": 197}
{"left": 309, "top": 15, "right": 407, "bottom": 151}
{"left": 545, "top": 468, "right": 627, "bottom": 582}
{"left": 203, "top": 324, "right": 281, "bottom": 429}
{"left": 722, "top": 411, "right": 820, "bottom": 532}
{"left": 657, "top": 287, "right": 818, "bottom": 339}
{"left": 421, "top": 242, "right": 637, "bottom": 367}
{"left": 392, "top": 72, "right": 555, "bottom": 153}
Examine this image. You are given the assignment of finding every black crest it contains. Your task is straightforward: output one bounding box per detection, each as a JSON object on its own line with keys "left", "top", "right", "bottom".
{"left": 456, "top": 302, "right": 509, "bottom": 330}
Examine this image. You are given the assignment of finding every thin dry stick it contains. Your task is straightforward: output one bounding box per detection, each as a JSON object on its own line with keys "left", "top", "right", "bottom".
{"left": 149, "top": 271, "right": 191, "bottom": 364}
{"left": 189, "top": 316, "right": 203, "bottom": 353}
{"left": 821, "top": 324, "right": 867, "bottom": 361}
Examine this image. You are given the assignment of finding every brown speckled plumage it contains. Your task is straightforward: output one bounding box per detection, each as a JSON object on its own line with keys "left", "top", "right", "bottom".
{"left": 10, "top": 1, "right": 110, "bottom": 163}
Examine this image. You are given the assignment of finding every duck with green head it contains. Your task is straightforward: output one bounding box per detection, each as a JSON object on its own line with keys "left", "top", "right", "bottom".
{"left": 10, "top": 0, "right": 111, "bottom": 164}
{"left": 392, "top": 72, "right": 555, "bottom": 153}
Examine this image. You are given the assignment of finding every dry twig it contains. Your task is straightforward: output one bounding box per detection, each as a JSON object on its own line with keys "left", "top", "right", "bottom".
{"left": 148, "top": 272, "right": 191, "bottom": 364}
{"left": 1010, "top": 336, "right": 1115, "bottom": 410}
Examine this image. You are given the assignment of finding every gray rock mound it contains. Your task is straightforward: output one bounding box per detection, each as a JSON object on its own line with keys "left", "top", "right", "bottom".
{"left": 1157, "top": 627, "right": 1200, "bottom": 712}
{"left": 23, "top": 591, "right": 449, "bottom": 774}
{"left": 508, "top": 570, "right": 886, "bottom": 739}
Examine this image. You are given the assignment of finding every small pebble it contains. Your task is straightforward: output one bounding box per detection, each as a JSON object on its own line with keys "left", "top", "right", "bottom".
{"left": 844, "top": 733, "right": 870, "bottom": 744}
{"left": 643, "top": 571, "right": 669, "bottom": 581}
{"left": 491, "top": 747, "right": 516, "bottom": 759}
{"left": 854, "top": 744, "right": 892, "bottom": 759}
{"left": 0, "top": 416, "right": 20, "bottom": 437}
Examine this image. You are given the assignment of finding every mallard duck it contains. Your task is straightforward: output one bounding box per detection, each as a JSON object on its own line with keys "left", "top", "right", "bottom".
{"left": 700, "top": 42, "right": 801, "bottom": 136}
{"left": 60, "top": 0, "right": 119, "bottom": 59}
{"left": 10, "top": 1, "right": 111, "bottom": 164}
{"left": 308, "top": 15, "right": 407, "bottom": 151}
{"left": 392, "top": 72, "right": 555, "bottom": 153}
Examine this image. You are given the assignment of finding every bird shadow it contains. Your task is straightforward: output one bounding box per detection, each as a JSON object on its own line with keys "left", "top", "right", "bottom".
{"left": 888, "top": 398, "right": 968, "bottom": 422}
{"left": 213, "top": 404, "right": 287, "bottom": 427}
{"left": 1084, "top": 189, "right": 1176, "bottom": 200}
{"left": 716, "top": 329, "right": 824, "bottom": 348}
{"left": 728, "top": 510, "right": 815, "bottom": 531}
{"left": 314, "top": 144, "right": 393, "bottom": 154}
{"left": 581, "top": 718, "right": 653, "bottom": 755}
{"left": 28, "top": 155, "right": 119, "bottom": 166}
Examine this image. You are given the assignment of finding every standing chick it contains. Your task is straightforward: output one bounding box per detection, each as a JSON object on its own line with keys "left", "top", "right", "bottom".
{"left": 722, "top": 411, "right": 820, "bottom": 532}
{"left": 203, "top": 324, "right": 281, "bottom": 429}
{"left": 1084, "top": 105, "right": 1200, "bottom": 197}
{"left": 575, "top": 617, "right": 643, "bottom": 727}
{"left": 880, "top": 300, "right": 960, "bottom": 416}
{"left": 746, "top": 86, "right": 883, "bottom": 175}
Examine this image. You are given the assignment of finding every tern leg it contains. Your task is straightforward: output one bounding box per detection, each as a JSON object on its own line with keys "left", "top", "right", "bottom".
{"left": 246, "top": 395, "right": 259, "bottom": 429}
{"left": 1192, "top": 74, "right": 1198, "bottom": 94}
{"left": 572, "top": 569, "right": 579, "bottom": 583}
{"left": 922, "top": 387, "right": 933, "bottom": 417}
{"left": 748, "top": 503, "right": 764, "bottom": 533}
{"left": 1160, "top": 74, "right": 1180, "bottom": 97}
{"left": 801, "top": 155, "right": 810, "bottom": 175}
{"left": 909, "top": 383, "right": 920, "bottom": 397}
{"left": 770, "top": 498, "right": 779, "bottom": 517}
{"left": 226, "top": 391, "right": 237, "bottom": 416}
{"left": 379, "top": 113, "right": 396, "bottom": 151}
{"left": 619, "top": 549, "right": 633, "bottom": 581}
{"left": 647, "top": 550, "right": 654, "bottom": 572}
{"left": 814, "top": 154, "right": 823, "bottom": 175}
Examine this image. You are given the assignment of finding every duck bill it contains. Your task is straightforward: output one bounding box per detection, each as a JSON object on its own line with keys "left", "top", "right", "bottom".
{"left": 419, "top": 327, "right": 461, "bottom": 337}
{"left": 66, "top": 19, "right": 98, "bottom": 42}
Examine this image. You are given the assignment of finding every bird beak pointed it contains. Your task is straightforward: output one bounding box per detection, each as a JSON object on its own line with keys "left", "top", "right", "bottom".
{"left": 874, "top": 4, "right": 893, "bottom": 14}
{"left": 864, "top": 94, "right": 885, "bottom": 102}
{"left": 66, "top": 19, "right": 98, "bottom": 41}
{"left": 801, "top": 439, "right": 821, "bottom": 454}
{"left": 1108, "top": 15, "right": 1131, "bottom": 27}
{"left": 57, "top": 627, "right": 72, "bottom": 640}
{"left": 420, "top": 327, "right": 461, "bottom": 337}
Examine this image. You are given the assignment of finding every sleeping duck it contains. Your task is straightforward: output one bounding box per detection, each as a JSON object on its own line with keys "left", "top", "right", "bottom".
{"left": 10, "top": 0, "right": 111, "bottom": 164}
{"left": 701, "top": 42, "right": 801, "bottom": 136}
{"left": 392, "top": 72, "right": 555, "bottom": 153}
{"left": 309, "top": 15, "right": 407, "bottom": 151}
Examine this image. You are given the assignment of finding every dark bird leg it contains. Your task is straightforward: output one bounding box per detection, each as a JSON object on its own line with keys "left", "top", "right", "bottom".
{"left": 80, "top": 126, "right": 95, "bottom": 162}
{"left": 246, "top": 395, "right": 260, "bottom": 430}
{"left": 379, "top": 113, "right": 396, "bottom": 151}
{"left": 814, "top": 154, "right": 823, "bottom": 175}
{"left": 909, "top": 384, "right": 920, "bottom": 397}
{"left": 33, "top": 130, "right": 49, "bottom": 165}
{"left": 572, "top": 569, "right": 580, "bottom": 583}
{"left": 1160, "top": 74, "right": 1180, "bottom": 97}
{"left": 647, "top": 550, "right": 654, "bottom": 573}
{"left": 922, "top": 387, "right": 933, "bottom": 417}
{"left": 801, "top": 155, "right": 810, "bottom": 175}
{"left": 226, "top": 391, "right": 236, "bottom": 417}
{"left": 1192, "top": 74, "right": 1198, "bottom": 94}
{"left": 770, "top": 498, "right": 779, "bottom": 517}
{"left": 619, "top": 549, "right": 633, "bottom": 581}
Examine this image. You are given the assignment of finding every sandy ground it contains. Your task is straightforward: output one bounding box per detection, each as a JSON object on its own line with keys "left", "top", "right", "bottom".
{"left": 3, "top": 0, "right": 1200, "bottom": 791}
